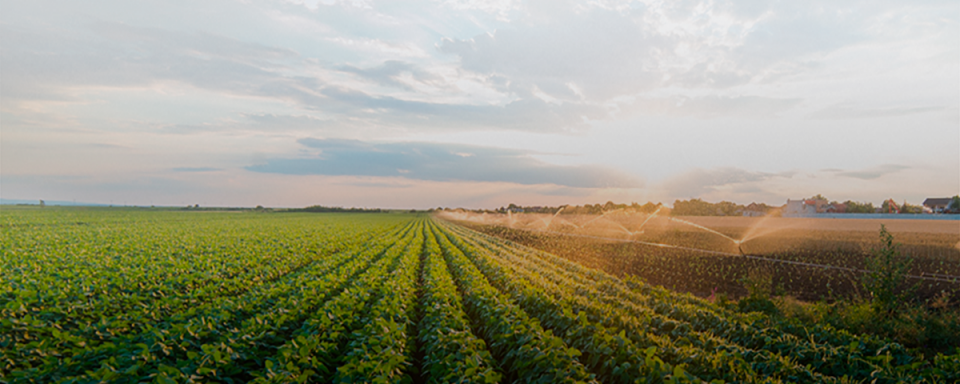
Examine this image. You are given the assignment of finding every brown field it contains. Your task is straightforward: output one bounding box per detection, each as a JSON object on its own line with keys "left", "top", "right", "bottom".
{"left": 684, "top": 216, "right": 960, "bottom": 234}
{"left": 443, "top": 211, "right": 960, "bottom": 302}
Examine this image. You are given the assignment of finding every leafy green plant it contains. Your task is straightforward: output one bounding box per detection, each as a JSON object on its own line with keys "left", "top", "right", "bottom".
{"left": 737, "top": 267, "right": 780, "bottom": 316}
{"left": 4, "top": 208, "right": 957, "bottom": 383}
{"left": 862, "top": 225, "right": 915, "bottom": 314}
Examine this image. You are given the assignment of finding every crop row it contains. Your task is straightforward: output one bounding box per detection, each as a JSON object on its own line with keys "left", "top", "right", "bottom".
{"left": 439, "top": 219, "right": 958, "bottom": 383}
{"left": 2, "top": 213, "right": 414, "bottom": 381}
{"left": 2, "top": 209, "right": 955, "bottom": 383}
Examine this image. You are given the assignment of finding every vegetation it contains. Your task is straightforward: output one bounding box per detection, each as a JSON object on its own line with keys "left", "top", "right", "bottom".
{"left": 491, "top": 201, "right": 663, "bottom": 215}
{"left": 285, "top": 205, "right": 383, "bottom": 213}
{"left": 949, "top": 195, "right": 960, "bottom": 213}
{"left": 2, "top": 207, "right": 958, "bottom": 382}
{"left": 862, "top": 225, "right": 915, "bottom": 314}
{"left": 669, "top": 198, "right": 773, "bottom": 216}
{"left": 461, "top": 216, "right": 960, "bottom": 358}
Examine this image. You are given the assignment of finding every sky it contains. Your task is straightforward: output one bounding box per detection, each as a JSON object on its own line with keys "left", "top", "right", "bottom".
{"left": 1, "top": 0, "right": 958, "bottom": 209}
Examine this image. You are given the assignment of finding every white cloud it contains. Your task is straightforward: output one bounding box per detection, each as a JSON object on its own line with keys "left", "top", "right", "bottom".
{"left": 809, "top": 104, "right": 944, "bottom": 120}
{"left": 659, "top": 167, "right": 793, "bottom": 199}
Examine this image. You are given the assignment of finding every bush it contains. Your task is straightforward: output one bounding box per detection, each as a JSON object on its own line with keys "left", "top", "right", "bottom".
{"left": 738, "top": 296, "right": 779, "bottom": 315}
{"left": 861, "top": 225, "right": 915, "bottom": 314}
{"left": 737, "top": 267, "right": 780, "bottom": 316}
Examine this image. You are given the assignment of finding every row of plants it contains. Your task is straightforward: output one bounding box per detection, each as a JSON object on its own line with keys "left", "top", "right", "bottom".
{"left": 443, "top": 222, "right": 824, "bottom": 383}
{"left": 247, "top": 220, "right": 422, "bottom": 384}
{"left": 331, "top": 220, "right": 424, "bottom": 383}
{"left": 416, "top": 226, "right": 501, "bottom": 384}
{"left": 2, "top": 212, "right": 416, "bottom": 382}
{"left": 434, "top": 222, "right": 710, "bottom": 383}
{"left": 4, "top": 208, "right": 955, "bottom": 383}
{"left": 430, "top": 221, "right": 598, "bottom": 383}
{"left": 439, "top": 219, "right": 955, "bottom": 383}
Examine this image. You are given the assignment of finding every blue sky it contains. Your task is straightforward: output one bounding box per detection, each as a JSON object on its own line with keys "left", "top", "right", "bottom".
{"left": 1, "top": 0, "right": 957, "bottom": 208}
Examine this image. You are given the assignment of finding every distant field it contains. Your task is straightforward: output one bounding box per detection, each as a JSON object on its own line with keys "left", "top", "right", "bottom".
{"left": 2, "top": 207, "right": 958, "bottom": 382}
{"left": 684, "top": 215, "right": 960, "bottom": 235}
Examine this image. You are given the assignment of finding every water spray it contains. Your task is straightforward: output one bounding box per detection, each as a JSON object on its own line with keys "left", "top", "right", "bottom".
{"left": 635, "top": 206, "right": 661, "bottom": 232}
{"left": 581, "top": 208, "right": 622, "bottom": 228}
{"left": 667, "top": 217, "right": 740, "bottom": 243}
{"left": 542, "top": 206, "right": 566, "bottom": 230}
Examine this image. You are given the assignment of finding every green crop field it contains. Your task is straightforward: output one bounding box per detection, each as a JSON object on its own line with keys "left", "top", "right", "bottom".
{"left": 2, "top": 207, "right": 958, "bottom": 383}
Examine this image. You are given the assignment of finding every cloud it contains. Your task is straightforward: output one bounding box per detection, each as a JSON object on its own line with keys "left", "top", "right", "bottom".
{"left": 87, "top": 143, "right": 129, "bottom": 149}
{"left": 661, "top": 167, "right": 793, "bottom": 198}
{"left": 809, "top": 104, "right": 944, "bottom": 119}
{"left": 627, "top": 95, "right": 801, "bottom": 118}
{"left": 336, "top": 180, "right": 415, "bottom": 188}
{"left": 2, "top": 16, "right": 600, "bottom": 133}
{"left": 439, "top": 6, "right": 668, "bottom": 101}
{"left": 827, "top": 164, "right": 910, "bottom": 180}
{"left": 437, "top": 0, "right": 884, "bottom": 103}
{"left": 242, "top": 114, "right": 336, "bottom": 131}
{"left": 246, "top": 138, "right": 641, "bottom": 188}
{"left": 172, "top": 167, "right": 222, "bottom": 172}
{"left": 313, "top": 86, "right": 605, "bottom": 131}
{"left": 0, "top": 22, "right": 301, "bottom": 103}
{"left": 337, "top": 60, "right": 444, "bottom": 90}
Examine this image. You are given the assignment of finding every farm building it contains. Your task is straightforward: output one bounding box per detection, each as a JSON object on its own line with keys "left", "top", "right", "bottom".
{"left": 923, "top": 197, "right": 953, "bottom": 213}
{"left": 824, "top": 203, "right": 847, "bottom": 213}
{"left": 783, "top": 199, "right": 826, "bottom": 216}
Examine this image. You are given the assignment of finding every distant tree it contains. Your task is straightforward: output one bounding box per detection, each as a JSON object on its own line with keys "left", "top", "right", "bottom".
{"left": 670, "top": 199, "right": 745, "bottom": 216}
{"left": 806, "top": 194, "right": 828, "bottom": 202}
{"left": 672, "top": 199, "right": 713, "bottom": 216}
{"left": 949, "top": 195, "right": 960, "bottom": 213}
{"left": 39, "top": 199, "right": 45, "bottom": 208}
{"left": 639, "top": 202, "right": 661, "bottom": 213}
{"left": 900, "top": 201, "right": 922, "bottom": 214}
{"left": 289, "top": 205, "right": 382, "bottom": 213}
{"left": 843, "top": 200, "right": 876, "bottom": 214}
{"left": 715, "top": 201, "right": 741, "bottom": 216}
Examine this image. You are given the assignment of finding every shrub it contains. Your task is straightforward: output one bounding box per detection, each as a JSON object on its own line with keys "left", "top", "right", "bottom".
{"left": 861, "top": 225, "right": 915, "bottom": 315}
{"left": 737, "top": 267, "right": 780, "bottom": 316}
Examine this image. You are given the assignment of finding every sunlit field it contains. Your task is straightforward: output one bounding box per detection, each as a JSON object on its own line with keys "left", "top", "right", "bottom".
{"left": 440, "top": 210, "right": 960, "bottom": 300}
{"left": 3, "top": 207, "right": 959, "bottom": 383}
{"left": 4, "top": 0, "right": 960, "bottom": 382}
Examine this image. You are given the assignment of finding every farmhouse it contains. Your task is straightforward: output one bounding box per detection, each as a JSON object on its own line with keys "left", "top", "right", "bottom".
{"left": 824, "top": 202, "right": 847, "bottom": 213}
{"left": 741, "top": 202, "right": 768, "bottom": 217}
{"left": 783, "top": 198, "right": 826, "bottom": 216}
{"left": 923, "top": 197, "right": 952, "bottom": 213}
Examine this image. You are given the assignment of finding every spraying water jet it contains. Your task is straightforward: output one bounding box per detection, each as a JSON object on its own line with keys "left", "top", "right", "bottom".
{"left": 542, "top": 206, "right": 566, "bottom": 230}
{"left": 581, "top": 208, "right": 623, "bottom": 228}
{"left": 667, "top": 217, "right": 739, "bottom": 243}
{"left": 634, "top": 206, "right": 661, "bottom": 233}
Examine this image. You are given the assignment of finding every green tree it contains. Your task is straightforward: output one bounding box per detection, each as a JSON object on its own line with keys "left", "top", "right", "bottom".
{"left": 949, "top": 195, "right": 960, "bottom": 213}
{"left": 843, "top": 200, "right": 875, "bottom": 213}
{"left": 900, "top": 201, "right": 922, "bottom": 214}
